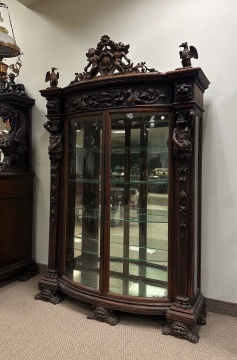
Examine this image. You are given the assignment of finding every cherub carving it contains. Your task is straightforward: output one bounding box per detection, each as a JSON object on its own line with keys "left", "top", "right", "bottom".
{"left": 113, "top": 42, "right": 131, "bottom": 72}
{"left": 84, "top": 48, "right": 100, "bottom": 77}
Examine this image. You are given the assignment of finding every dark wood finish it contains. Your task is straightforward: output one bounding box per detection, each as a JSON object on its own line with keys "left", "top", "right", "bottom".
{"left": 36, "top": 36, "right": 209, "bottom": 342}
{"left": 0, "top": 89, "right": 36, "bottom": 282}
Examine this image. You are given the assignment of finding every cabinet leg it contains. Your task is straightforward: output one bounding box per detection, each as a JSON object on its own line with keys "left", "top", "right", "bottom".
{"left": 87, "top": 305, "right": 119, "bottom": 325}
{"left": 18, "top": 264, "right": 38, "bottom": 281}
{"left": 162, "top": 320, "right": 199, "bottom": 343}
{"left": 35, "top": 288, "right": 62, "bottom": 305}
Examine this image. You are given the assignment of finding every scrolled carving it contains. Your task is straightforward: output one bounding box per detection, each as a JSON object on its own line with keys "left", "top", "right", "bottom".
{"left": 177, "top": 166, "right": 188, "bottom": 182}
{"left": 69, "top": 35, "right": 157, "bottom": 83}
{"left": 173, "top": 109, "right": 194, "bottom": 161}
{"left": 65, "top": 88, "right": 166, "bottom": 113}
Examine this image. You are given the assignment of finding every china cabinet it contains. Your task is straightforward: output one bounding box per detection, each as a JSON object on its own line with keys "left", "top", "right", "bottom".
{"left": 0, "top": 77, "right": 36, "bottom": 281}
{"left": 36, "top": 36, "right": 209, "bottom": 342}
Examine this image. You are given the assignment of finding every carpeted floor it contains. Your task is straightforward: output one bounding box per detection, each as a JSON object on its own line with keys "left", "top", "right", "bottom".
{"left": 0, "top": 275, "right": 236, "bottom": 360}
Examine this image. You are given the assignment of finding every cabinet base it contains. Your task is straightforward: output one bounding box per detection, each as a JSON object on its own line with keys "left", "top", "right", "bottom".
{"left": 163, "top": 293, "right": 206, "bottom": 343}
{"left": 18, "top": 264, "right": 38, "bottom": 282}
{"left": 35, "top": 288, "right": 63, "bottom": 305}
{"left": 35, "top": 270, "right": 62, "bottom": 304}
{"left": 87, "top": 305, "right": 119, "bottom": 326}
{"left": 162, "top": 320, "right": 199, "bottom": 343}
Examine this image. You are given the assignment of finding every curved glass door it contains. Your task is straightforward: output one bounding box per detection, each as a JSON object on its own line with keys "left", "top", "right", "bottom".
{"left": 64, "top": 111, "right": 169, "bottom": 298}
{"left": 109, "top": 112, "right": 169, "bottom": 298}
{"left": 65, "top": 115, "right": 102, "bottom": 290}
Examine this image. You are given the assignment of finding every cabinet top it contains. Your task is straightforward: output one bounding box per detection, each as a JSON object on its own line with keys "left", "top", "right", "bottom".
{"left": 41, "top": 35, "right": 210, "bottom": 97}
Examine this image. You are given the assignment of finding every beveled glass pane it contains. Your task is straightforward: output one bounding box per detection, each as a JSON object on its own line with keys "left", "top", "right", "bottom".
{"left": 65, "top": 115, "right": 102, "bottom": 290}
{"left": 109, "top": 112, "right": 169, "bottom": 297}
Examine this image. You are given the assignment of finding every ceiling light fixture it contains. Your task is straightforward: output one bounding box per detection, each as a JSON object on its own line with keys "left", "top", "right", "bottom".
{"left": 0, "top": 2, "right": 22, "bottom": 88}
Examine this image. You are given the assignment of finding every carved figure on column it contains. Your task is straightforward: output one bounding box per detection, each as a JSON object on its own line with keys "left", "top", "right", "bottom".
{"left": 44, "top": 119, "right": 63, "bottom": 161}
{"left": 172, "top": 109, "right": 194, "bottom": 161}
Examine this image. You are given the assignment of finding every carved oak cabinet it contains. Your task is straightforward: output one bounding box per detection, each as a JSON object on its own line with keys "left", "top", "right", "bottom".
{"left": 0, "top": 84, "right": 36, "bottom": 282}
{"left": 36, "top": 36, "right": 209, "bottom": 342}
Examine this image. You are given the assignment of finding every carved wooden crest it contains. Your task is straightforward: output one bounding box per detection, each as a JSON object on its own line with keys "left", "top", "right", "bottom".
{"left": 70, "top": 35, "right": 157, "bottom": 83}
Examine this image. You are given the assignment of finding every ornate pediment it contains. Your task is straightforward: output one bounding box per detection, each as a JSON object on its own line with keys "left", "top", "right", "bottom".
{"left": 70, "top": 35, "right": 157, "bottom": 83}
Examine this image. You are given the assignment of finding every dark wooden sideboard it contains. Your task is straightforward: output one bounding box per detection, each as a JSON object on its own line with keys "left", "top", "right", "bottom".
{"left": 0, "top": 89, "right": 36, "bottom": 282}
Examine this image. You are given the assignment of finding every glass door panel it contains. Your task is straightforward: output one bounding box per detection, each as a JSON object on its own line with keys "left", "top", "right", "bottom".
{"left": 109, "top": 112, "right": 169, "bottom": 297}
{"left": 65, "top": 115, "right": 102, "bottom": 290}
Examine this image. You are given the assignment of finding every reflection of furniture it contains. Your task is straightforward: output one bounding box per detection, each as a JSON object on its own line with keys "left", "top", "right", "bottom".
{"left": 110, "top": 187, "right": 137, "bottom": 226}
{"left": 36, "top": 35, "right": 209, "bottom": 343}
{"left": 0, "top": 92, "right": 36, "bottom": 282}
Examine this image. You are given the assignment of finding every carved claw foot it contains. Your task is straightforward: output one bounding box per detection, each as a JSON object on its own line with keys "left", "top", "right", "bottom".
{"left": 18, "top": 264, "right": 38, "bottom": 281}
{"left": 162, "top": 320, "right": 199, "bottom": 343}
{"left": 35, "top": 288, "right": 62, "bottom": 305}
{"left": 87, "top": 305, "right": 119, "bottom": 326}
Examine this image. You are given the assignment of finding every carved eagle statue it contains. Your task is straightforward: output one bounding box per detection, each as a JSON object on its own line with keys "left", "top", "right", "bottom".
{"left": 179, "top": 42, "right": 198, "bottom": 67}
{"left": 45, "top": 67, "right": 59, "bottom": 87}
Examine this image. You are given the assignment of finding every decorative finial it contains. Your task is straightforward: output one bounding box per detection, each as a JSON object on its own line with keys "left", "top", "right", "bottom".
{"left": 45, "top": 67, "right": 59, "bottom": 87}
{"left": 179, "top": 42, "right": 198, "bottom": 67}
{"left": 69, "top": 35, "right": 157, "bottom": 83}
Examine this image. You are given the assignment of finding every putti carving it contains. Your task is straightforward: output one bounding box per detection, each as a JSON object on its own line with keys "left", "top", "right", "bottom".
{"left": 173, "top": 109, "right": 194, "bottom": 161}
{"left": 176, "top": 83, "right": 192, "bottom": 102}
{"left": 65, "top": 88, "right": 166, "bottom": 113}
{"left": 69, "top": 35, "right": 157, "bottom": 83}
{"left": 0, "top": 106, "right": 29, "bottom": 171}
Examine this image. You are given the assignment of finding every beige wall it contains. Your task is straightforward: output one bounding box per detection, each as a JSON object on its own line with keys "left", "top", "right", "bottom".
{"left": 7, "top": 0, "right": 237, "bottom": 303}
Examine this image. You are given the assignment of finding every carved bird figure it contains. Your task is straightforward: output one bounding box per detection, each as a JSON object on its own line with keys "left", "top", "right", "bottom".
{"left": 179, "top": 42, "right": 198, "bottom": 67}
{"left": 45, "top": 67, "right": 59, "bottom": 87}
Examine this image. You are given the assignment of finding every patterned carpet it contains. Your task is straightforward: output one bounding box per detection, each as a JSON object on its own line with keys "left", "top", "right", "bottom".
{"left": 0, "top": 275, "right": 236, "bottom": 360}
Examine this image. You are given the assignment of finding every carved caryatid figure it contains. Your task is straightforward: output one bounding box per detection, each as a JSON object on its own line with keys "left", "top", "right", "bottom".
{"left": 44, "top": 119, "right": 63, "bottom": 161}
{"left": 173, "top": 110, "right": 194, "bottom": 161}
{"left": 179, "top": 42, "right": 198, "bottom": 67}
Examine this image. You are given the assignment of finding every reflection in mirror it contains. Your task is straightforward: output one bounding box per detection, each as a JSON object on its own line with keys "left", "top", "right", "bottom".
{"left": 65, "top": 115, "right": 102, "bottom": 290}
{"left": 109, "top": 112, "right": 169, "bottom": 297}
{"left": 0, "top": 116, "right": 11, "bottom": 162}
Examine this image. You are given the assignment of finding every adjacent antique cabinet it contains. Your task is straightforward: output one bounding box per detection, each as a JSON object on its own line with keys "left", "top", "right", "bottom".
{"left": 36, "top": 36, "right": 209, "bottom": 342}
{"left": 0, "top": 82, "right": 36, "bottom": 282}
